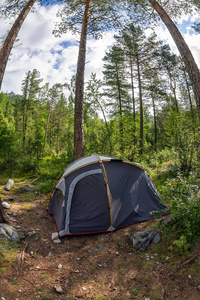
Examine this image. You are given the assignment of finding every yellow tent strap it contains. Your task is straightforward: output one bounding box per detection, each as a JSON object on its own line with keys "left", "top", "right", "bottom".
{"left": 95, "top": 154, "right": 113, "bottom": 233}
{"left": 45, "top": 169, "right": 65, "bottom": 210}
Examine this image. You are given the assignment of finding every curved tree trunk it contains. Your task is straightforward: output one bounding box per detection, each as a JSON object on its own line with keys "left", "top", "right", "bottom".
{"left": 148, "top": 0, "right": 200, "bottom": 119}
{"left": 0, "top": 0, "right": 36, "bottom": 90}
{"left": 74, "top": 0, "right": 91, "bottom": 160}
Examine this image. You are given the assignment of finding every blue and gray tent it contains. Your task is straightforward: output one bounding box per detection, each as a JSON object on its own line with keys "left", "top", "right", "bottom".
{"left": 48, "top": 154, "right": 166, "bottom": 236}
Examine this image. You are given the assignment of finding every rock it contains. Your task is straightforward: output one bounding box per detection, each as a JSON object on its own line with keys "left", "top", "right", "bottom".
{"left": 130, "top": 229, "right": 161, "bottom": 252}
{"left": 58, "top": 264, "right": 62, "bottom": 269}
{"left": 53, "top": 238, "right": 61, "bottom": 244}
{"left": 191, "top": 185, "right": 199, "bottom": 191}
{"left": 8, "top": 196, "right": 14, "bottom": 201}
{"left": 7, "top": 211, "right": 14, "bottom": 215}
{"left": 162, "top": 215, "right": 173, "bottom": 225}
{"left": 22, "top": 187, "right": 32, "bottom": 192}
{"left": 152, "top": 231, "right": 161, "bottom": 244}
{"left": 52, "top": 232, "right": 59, "bottom": 240}
{"left": 2, "top": 201, "right": 10, "bottom": 209}
{"left": 5, "top": 179, "right": 14, "bottom": 191}
{"left": 54, "top": 284, "right": 63, "bottom": 294}
{"left": 0, "top": 224, "right": 20, "bottom": 242}
{"left": 87, "top": 244, "right": 105, "bottom": 253}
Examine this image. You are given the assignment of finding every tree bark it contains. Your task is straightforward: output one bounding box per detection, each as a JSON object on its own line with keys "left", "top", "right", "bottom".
{"left": 74, "top": 0, "right": 91, "bottom": 160}
{"left": 136, "top": 54, "right": 143, "bottom": 155}
{"left": 116, "top": 69, "right": 124, "bottom": 155}
{"left": 0, "top": 0, "right": 36, "bottom": 90}
{"left": 148, "top": 0, "right": 200, "bottom": 119}
{"left": 130, "top": 57, "right": 136, "bottom": 157}
{"left": 0, "top": 198, "right": 8, "bottom": 223}
{"left": 151, "top": 92, "right": 157, "bottom": 151}
{"left": 44, "top": 96, "right": 54, "bottom": 151}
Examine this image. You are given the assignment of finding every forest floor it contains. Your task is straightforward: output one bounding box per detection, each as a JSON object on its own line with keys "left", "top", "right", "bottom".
{"left": 0, "top": 179, "right": 200, "bottom": 300}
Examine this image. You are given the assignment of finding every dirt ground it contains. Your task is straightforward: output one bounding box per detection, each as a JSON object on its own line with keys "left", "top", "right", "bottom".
{"left": 0, "top": 180, "right": 200, "bottom": 300}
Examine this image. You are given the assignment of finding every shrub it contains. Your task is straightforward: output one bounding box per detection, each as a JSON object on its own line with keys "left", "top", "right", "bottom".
{"left": 161, "top": 175, "right": 200, "bottom": 252}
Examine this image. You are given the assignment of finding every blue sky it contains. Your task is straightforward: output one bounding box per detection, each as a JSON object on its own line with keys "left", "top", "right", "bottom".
{"left": 0, "top": 3, "right": 200, "bottom": 95}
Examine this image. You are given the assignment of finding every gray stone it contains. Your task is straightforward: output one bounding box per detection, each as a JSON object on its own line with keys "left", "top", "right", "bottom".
{"left": 191, "top": 185, "right": 199, "bottom": 191}
{"left": 5, "top": 179, "right": 14, "bottom": 191}
{"left": 52, "top": 232, "right": 59, "bottom": 241}
{"left": 2, "top": 201, "right": 10, "bottom": 209}
{"left": 53, "top": 238, "right": 61, "bottom": 244}
{"left": 0, "top": 224, "right": 20, "bottom": 242}
{"left": 162, "top": 215, "right": 173, "bottom": 225}
{"left": 54, "top": 284, "right": 63, "bottom": 294}
{"left": 130, "top": 229, "right": 161, "bottom": 252}
{"left": 8, "top": 196, "right": 14, "bottom": 201}
{"left": 152, "top": 232, "right": 162, "bottom": 244}
{"left": 87, "top": 244, "right": 105, "bottom": 253}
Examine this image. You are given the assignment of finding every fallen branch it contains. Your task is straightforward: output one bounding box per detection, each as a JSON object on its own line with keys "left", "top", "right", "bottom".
{"left": 35, "top": 267, "right": 56, "bottom": 272}
{"left": 168, "top": 252, "right": 200, "bottom": 277}
{"left": 21, "top": 277, "right": 34, "bottom": 285}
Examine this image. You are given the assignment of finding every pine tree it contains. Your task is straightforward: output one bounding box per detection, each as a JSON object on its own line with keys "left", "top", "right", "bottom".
{"left": 53, "top": 0, "right": 123, "bottom": 159}
{"left": 0, "top": 0, "right": 37, "bottom": 90}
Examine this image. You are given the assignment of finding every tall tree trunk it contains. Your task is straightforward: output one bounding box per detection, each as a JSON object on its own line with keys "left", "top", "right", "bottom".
{"left": 56, "top": 116, "right": 61, "bottom": 155}
{"left": 116, "top": 70, "right": 124, "bottom": 155}
{"left": 183, "top": 69, "right": 193, "bottom": 112}
{"left": 130, "top": 57, "right": 136, "bottom": 158}
{"left": 0, "top": 0, "right": 36, "bottom": 90}
{"left": 148, "top": 0, "right": 200, "bottom": 119}
{"left": 74, "top": 0, "right": 91, "bottom": 160}
{"left": 169, "top": 78, "right": 179, "bottom": 113}
{"left": 44, "top": 96, "right": 54, "bottom": 151}
{"left": 96, "top": 99, "right": 112, "bottom": 153}
{"left": 151, "top": 92, "right": 157, "bottom": 151}
{"left": 136, "top": 55, "right": 143, "bottom": 155}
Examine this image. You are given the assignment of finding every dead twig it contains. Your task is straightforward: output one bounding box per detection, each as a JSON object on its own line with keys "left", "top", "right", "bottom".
{"left": 168, "top": 252, "right": 199, "bottom": 277}
{"left": 20, "top": 243, "right": 28, "bottom": 264}
{"left": 21, "top": 277, "right": 34, "bottom": 285}
{"left": 35, "top": 267, "right": 56, "bottom": 272}
{"left": 160, "top": 287, "right": 165, "bottom": 300}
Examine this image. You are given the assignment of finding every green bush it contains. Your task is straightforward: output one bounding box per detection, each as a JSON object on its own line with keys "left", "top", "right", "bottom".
{"left": 161, "top": 175, "right": 200, "bottom": 252}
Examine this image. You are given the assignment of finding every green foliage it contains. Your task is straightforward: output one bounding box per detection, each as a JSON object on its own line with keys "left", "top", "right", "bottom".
{"left": 161, "top": 175, "right": 200, "bottom": 252}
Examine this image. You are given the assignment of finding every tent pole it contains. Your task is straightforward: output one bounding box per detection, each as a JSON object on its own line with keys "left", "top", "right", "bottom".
{"left": 95, "top": 154, "right": 113, "bottom": 233}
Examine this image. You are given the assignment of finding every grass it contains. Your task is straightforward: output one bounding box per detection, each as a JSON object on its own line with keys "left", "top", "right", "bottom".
{"left": 41, "top": 296, "right": 52, "bottom": 300}
{"left": 0, "top": 240, "right": 20, "bottom": 275}
{"left": 11, "top": 279, "right": 18, "bottom": 285}
{"left": 41, "top": 274, "right": 49, "bottom": 279}
{"left": 132, "top": 287, "right": 141, "bottom": 295}
{"left": 118, "top": 261, "right": 129, "bottom": 274}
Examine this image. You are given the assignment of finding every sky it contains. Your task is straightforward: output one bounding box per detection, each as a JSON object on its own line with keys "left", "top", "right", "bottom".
{"left": 0, "top": 2, "right": 200, "bottom": 95}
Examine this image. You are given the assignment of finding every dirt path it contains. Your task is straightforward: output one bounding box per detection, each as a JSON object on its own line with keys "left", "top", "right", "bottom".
{"left": 0, "top": 182, "right": 199, "bottom": 300}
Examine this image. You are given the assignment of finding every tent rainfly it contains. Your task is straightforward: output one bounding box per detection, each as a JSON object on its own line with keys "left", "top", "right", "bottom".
{"left": 48, "top": 154, "right": 166, "bottom": 236}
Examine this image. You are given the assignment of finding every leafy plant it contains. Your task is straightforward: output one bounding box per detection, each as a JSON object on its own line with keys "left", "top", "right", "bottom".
{"left": 160, "top": 175, "right": 200, "bottom": 252}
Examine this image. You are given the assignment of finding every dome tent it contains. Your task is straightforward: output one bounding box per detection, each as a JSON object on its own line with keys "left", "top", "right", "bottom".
{"left": 48, "top": 154, "right": 166, "bottom": 237}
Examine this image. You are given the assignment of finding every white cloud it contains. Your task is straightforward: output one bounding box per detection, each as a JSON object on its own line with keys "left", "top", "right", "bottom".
{"left": 0, "top": 4, "right": 200, "bottom": 95}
